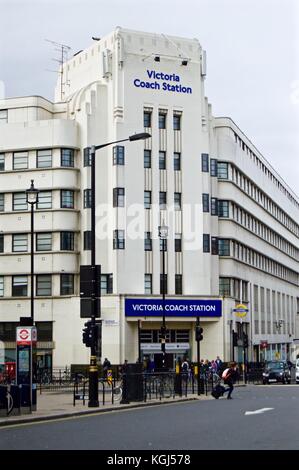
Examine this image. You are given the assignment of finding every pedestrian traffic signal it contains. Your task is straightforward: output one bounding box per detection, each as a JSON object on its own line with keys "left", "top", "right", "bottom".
{"left": 82, "top": 321, "right": 92, "bottom": 348}
{"left": 195, "top": 326, "right": 203, "bottom": 342}
{"left": 243, "top": 332, "right": 249, "bottom": 348}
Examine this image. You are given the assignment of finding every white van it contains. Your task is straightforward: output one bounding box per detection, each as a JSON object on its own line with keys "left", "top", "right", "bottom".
{"left": 296, "top": 359, "right": 299, "bottom": 384}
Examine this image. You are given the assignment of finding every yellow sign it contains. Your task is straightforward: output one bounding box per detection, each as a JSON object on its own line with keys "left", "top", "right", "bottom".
{"left": 233, "top": 304, "right": 249, "bottom": 318}
{"left": 275, "top": 351, "right": 281, "bottom": 360}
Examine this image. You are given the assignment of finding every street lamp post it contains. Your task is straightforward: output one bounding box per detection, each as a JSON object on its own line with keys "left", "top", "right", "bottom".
{"left": 26, "top": 180, "right": 39, "bottom": 324}
{"left": 87, "top": 132, "right": 151, "bottom": 407}
{"left": 158, "top": 223, "right": 168, "bottom": 370}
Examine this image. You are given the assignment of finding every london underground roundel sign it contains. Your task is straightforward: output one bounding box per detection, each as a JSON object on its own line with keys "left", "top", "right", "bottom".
{"left": 233, "top": 304, "right": 249, "bottom": 319}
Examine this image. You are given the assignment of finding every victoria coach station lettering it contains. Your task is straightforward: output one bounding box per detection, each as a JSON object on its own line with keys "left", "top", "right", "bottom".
{"left": 125, "top": 299, "right": 222, "bottom": 317}
{"left": 133, "top": 70, "right": 192, "bottom": 94}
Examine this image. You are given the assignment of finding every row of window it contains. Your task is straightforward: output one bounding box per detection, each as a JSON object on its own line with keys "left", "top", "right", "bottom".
{"left": 230, "top": 164, "right": 299, "bottom": 238}
{"left": 0, "top": 273, "right": 113, "bottom": 297}
{"left": 219, "top": 239, "right": 299, "bottom": 285}
{"left": 0, "top": 149, "right": 75, "bottom": 171}
{"left": 202, "top": 195, "right": 228, "bottom": 216}
{"left": 143, "top": 110, "right": 181, "bottom": 130}
{"left": 231, "top": 202, "right": 299, "bottom": 262}
{"left": 0, "top": 321, "right": 53, "bottom": 342}
{"left": 201, "top": 154, "right": 228, "bottom": 178}
{"left": 0, "top": 232, "right": 75, "bottom": 253}
{"left": 219, "top": 277, "right": 249, "bottom": 301}
{"left": 140, "top": 329, "right": 189, "bottom": 343}
{"left": 0, "top": 191, "right": 75, "bottom": 212}
{"left": 145, "top": 274, "right": 183, "bottom": 295}
{"left": 233, "top": 131, "right": 299, "bottom": 211}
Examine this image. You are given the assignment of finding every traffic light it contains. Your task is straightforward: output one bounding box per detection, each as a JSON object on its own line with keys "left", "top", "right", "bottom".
{"left": 82, "top": 321, "right": 92, "bottom": 348}
{"left": 243, "top": 332, "right": 249, "bottom": 348}
{"left": 195, "top": 326, "right": 203, "bottom": 342}
{"left": 232, "top": 331, "right": 238, "bottom": 347}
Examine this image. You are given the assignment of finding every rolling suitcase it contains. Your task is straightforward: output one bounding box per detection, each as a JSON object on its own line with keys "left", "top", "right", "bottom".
{"left": 211, "top": 384, "right": 226, "bottom": 399}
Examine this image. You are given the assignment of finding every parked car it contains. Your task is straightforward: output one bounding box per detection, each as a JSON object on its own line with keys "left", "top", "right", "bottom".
{"left": 296, "top": 359, "right": 299, "bottom": 384}
{"left": 262, "top": 361, "right": 291, "bottom": 384}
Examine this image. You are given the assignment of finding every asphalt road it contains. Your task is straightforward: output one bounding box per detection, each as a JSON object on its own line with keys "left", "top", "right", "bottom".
{"left": 1, "top": 384, "right": 299, "bottom": 450}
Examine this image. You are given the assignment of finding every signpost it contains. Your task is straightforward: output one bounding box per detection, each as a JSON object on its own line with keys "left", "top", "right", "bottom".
{"left": 16, "top": 326, "right": 37, "bottom": 413}
{"left": 233, "top": 304, "right": 249, "bottom": 384}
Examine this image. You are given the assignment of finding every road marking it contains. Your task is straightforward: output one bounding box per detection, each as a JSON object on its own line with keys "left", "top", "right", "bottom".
{"left": 245, "top": 408, "right": 274, "bottom": 416}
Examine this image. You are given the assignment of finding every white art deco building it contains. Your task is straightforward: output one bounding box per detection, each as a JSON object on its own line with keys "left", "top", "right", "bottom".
{"left": 0, "top": 28, "right": 298, "bottom": 370}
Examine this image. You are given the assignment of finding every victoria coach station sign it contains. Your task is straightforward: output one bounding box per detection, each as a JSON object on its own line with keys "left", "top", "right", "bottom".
{"left": 133, "top": 70, "right": 193, "bottom": 94}
{"left": 125, "top": 299, "right": 222, "bottom": 317}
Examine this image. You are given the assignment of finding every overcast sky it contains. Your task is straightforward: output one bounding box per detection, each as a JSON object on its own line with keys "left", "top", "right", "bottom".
{"left": 1, "top": 0, "right": 298, "bottom": 194}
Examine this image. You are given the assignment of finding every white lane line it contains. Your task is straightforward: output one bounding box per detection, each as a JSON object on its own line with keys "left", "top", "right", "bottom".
{"left": 245, "top": 407, "right": 274, "bottom": 416}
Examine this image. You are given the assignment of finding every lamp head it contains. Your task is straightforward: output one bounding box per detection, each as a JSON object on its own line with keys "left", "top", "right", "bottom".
{"left": 129, "top": 132, "right": 151, "bottom": 142}
{"left": 26, "top": 179, "right": 39, "bottom": 205}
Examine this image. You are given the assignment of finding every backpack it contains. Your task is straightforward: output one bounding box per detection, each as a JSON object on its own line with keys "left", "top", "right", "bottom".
{"left": 222, "top": 368, "right": 232, "bottom": 381}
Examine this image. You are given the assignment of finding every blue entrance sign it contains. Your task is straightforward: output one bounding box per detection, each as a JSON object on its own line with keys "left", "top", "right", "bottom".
{"left": 125, "top": 299, "right": 222, "bottom": 317}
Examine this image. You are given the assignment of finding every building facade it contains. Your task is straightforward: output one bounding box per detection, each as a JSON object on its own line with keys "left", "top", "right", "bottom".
{"left": 0, "top": 28, "right": 298, "bottom": 370}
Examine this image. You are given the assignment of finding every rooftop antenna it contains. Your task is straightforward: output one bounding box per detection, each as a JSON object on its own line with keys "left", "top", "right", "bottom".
{"left": 45, "top": 39, "right": 71, "bottom": 101}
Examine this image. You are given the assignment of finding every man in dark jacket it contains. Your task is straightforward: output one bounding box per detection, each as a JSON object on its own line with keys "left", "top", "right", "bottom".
{"left": 223, "top": 362, "right": 239, "bottom": 399}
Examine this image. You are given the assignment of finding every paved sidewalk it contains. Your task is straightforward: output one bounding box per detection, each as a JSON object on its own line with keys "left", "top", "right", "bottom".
{"left": 0, "top": 391, "right": 212, "bottom": 427}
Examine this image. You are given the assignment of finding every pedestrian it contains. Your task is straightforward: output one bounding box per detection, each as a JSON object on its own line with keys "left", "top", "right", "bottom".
{"left": 211, "top": 360, "right": 218, "bottom": 373}
{"left": 215, "top": 356, "right": 223, "bottom": 373}
{"left": 222, "top": 361, "right": 239, "bottom": 399}
{"left": 103, "top": 357, "right": 111, "bottom": 378}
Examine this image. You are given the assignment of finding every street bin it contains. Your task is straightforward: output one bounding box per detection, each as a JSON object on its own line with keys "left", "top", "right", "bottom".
{"left": 122, "top": 363, "right": 144, "bottom": 402}
{"left": 0, "top": 385, "right": 7, "bottom": 417}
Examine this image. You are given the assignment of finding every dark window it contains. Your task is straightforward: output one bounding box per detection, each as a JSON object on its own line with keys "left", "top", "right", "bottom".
{"left": 0, "top": 109, "right": 8, "bottom": 124}
{"left": 113, "top": 188, "right": 125, "bottom": 207}
{"left": 160, "top": 274, "right": 168, "bottom": 294}
{"left": 174, "top": 152, "right": 181, "bottom": 171}
{"left": 144, "top": 274, "right": 152, "bottom": 294}
{"left": 113, "top": 230, "right": 125, "bottom": 249}
{"left": 61, "top": 190, "right": 74, "bottom": 209}
{"left": 60, "top": 274, "right": 74, "bottom": 295}
{"left": 202, "top": 193, "right": 210, "bottom": 212}
{"left": 211, "top": 198, "right": 218, "bottom": 216}
{"left": 36, "top": 233, "right": 52, "bottom": 251}
{"left": 84, "top": 231, "right": 91, "bottom": 250}
{"left": 173, "top": 114, "right": 181, "bottom": 130}
{"left": 203, "top": 234, "right": 210, "bottom": 253}
{"left": 175, "top": 274, "right": 182, "bottom": 295}
{"left": 84, "top": 189, "right": 91, "bottom": 208}
{"left": 13, "top": 193, "right": 27, "bottom": 211}
{"left": 175, "top": 234, "right": 182, "bottom": 252}
{"left": 159, "top": 113, "right": 166, "bottom": 129}
{"left": 218, "top": 200, "right": 229, "bottom": 217}
{"left": 84, "top": 147, "right": 91, "bottom": 167}
{"left": 218, "top": 239, "right": 230, "bottom": 256}
{"left": 35, "top": 322, "right": 53, "bottom": 342}
{"left": 211, "top": 237, "right": 218, "bottom": 255}
{"left": 144, "top": 111, "right": 152, "bottom": 128}
{"left": 101, "top": 274, "right": 113, "bottom": 294}
{"left": 12, "top": 276, "right": 28, "bottom": 296}
{"left": 210, "top": 158, "right": 218, "bottom": 176}
{"left": 0, "top": 194, "right": 4, "bottom": 211}
{"left": 37, "top": 149, "right": 52, "bottom": 168}
{"left": 144, "top": 149, "right": 151, "bottom": 168}
{"left": 0, "top": 154, "right": 4, "bottom": 171}
{"left": 174, "top": 192, "right": 181, "bottom": 210}
{"left": 201, "top": 153, "right": 209, "bottom": 172}
{"left": 36, "top": 275, "right": 52, "bottom": 296}
{"left": 159, "top": 151, "right": 166, "bottom": 170}
{"left": 159, "top": 192, "right": 167, "bottom": 209}
{"left": 113, "top": 146, "right": 125, "bottom": 165}
{"left": 60, "top": 231, "right": 75, "bottom": 251}
{"left": 218, "top": 162, "right": 229, "bottom": 179}
{"left": 144, "top": 191, "right": 151, "bottom": 209}
{"left": 144, "top": 232, "right": 152, "bottom": 251}
{"left": 61, "top": 148, "right": 74, "bottom": 167}
{"left": 0, "top": 234, "right": 3, "bottom": 253}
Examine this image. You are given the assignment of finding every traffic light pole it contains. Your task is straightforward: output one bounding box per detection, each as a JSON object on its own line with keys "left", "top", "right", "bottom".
{"left": 89, "top": 145, "right": 99, "bottom": 408}
{"left": 196, "top": 317, "right": 200, "bottom": 396}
